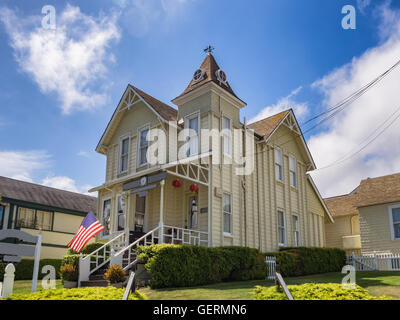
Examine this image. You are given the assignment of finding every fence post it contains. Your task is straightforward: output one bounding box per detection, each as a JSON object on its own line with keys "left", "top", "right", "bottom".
{"left": 352, "top": 252, "right": 355, "bottom": 270}
{"left": 373, "top": 251, "right": 378, "bottom": 270}
{"left": 2, "top": 263, "right": 15, "bottom": 298}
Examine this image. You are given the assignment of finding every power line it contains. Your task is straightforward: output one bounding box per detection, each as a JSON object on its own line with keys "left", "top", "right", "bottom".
{"left": 310, "top": 105, "right": 400, "bottom": 172}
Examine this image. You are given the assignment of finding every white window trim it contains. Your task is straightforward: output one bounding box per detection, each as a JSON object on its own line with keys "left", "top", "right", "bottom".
{"left": 184, "top": 111, "right": 200, "bottom": 158}
{"left": 292, "top": 214, "right": 301, "bottom": 247}
{"left": 278, "top": 210, "right": 286, "bottom": 247}
{"left": 388, "top": 204, "right": 400, "bottom": 241}
{"left": 118, "top": 135, "right": 130, "bottom": 174}
{"left": 100, "top": 197, "right": 112, "bottom": 240}
{"left": 275, "top": 147, "right": 284, "bottom": 183}
{"left": 137, "top": 124, "right": 150, "bottom": 168}
{"left": 289, "top": 154, "right": 297, "bottom": 189}
{"left": 223, "top": 193, "right": 233, "bottom": 236}
{"left": 222, "top": 115, "right": 232, "bottom": 157}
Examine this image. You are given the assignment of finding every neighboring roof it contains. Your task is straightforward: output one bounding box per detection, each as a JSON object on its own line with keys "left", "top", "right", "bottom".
{"left": 324, "top": 194, "right": 359, "bottom": 218}
{"left": 129, "top": 85, "right": 177, "bottom": 121}
{"left": 0, "top": 176, "right": 97, "bottom": 214}
{"left": 96, "top": 85, "right": 177, "bottom": 153}
{"left": 173, "top": 53, "right": 245, "bottom": 105}
{"left": 356, "top": 172, "right": 400, "bottom": 208}
{"left": 247, "top": 110, "right": 291, "bottom": 140}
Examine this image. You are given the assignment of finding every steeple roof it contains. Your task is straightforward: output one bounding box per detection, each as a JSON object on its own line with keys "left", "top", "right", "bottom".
{"left": 173, "top": 53, "right": 245, "bottom": 105}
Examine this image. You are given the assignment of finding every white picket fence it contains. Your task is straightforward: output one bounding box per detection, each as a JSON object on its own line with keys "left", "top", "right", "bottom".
{"left": 347, "top": 252, "right": 400, "bottom": 271}
{"left": 266, "top": 256, "right": 276, "bottom": 280}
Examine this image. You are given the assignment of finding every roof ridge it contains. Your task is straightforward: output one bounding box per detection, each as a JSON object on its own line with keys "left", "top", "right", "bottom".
{"left": 360, "top": 171, "right": 400, "bottom": 183}
{"left": 324, "top": 193, "right": 357, "bottom": 200}
{"left": 129, "top": 84, "right": 178, "bottom": 113}
{"left": 247, "top": 109, "right": 291, "bottom": 126}
{"left": 0, "top": 175, "right": 96, "bottom": 199}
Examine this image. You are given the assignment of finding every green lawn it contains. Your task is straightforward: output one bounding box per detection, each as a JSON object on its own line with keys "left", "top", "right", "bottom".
{"left": 140, "top": 271, "right": 400, "bottom": 300}
{"left": 9, "top": 280, "right": 63, "bottom": 295}
{"left": 8, "top": 271, "right": 400, "bottom": 300}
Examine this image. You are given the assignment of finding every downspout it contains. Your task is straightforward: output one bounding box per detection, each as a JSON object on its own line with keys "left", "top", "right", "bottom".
{"left": 255, "top": 142, "right": 262, "bottom": 251}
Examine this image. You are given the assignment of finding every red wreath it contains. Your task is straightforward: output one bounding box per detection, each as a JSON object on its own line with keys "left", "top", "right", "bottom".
{"left": 189, "top": 183, "right": 199, "bottom": 193}
{"left": 172, "top": 179, "right": 182, "bottom": 188}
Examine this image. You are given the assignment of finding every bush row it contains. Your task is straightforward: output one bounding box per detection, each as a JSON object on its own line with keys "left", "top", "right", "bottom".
{"left": 265, "top": 247, "right": 346, "bottom": 277}
{"left": 254, "top": 283, "right": 392, "bottom": 300}
{"left": 0, "top": 259, "right": 63, "bottom": 280}
{"left": 136, "top": 244, "right": 267, "bottom": 289}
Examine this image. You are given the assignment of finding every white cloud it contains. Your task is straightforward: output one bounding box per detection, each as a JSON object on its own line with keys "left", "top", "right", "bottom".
{"left": 78, "top": 151, "right": 90, "bottom": 158}
{"left": 249, "top": 86, "right": 309, "bottom": 124}
{"left": 308, "top": 4, "right": 400, "bottom": 197}
{"left": 357, "top": 0, "right": 371, "bottom": 13}
{"left": 0, "top": 150, "right": 50, "bottom": 182}
{"left": 0, "top": 5, "right": 120, "bottom": 114}
{"left": 119, "top": 0, "right": 192, "bottom": 37}
{"left": 41, "top": 176, "right": 94, "bottom": 196}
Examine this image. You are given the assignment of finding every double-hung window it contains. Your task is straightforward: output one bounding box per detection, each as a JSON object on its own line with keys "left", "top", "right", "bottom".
{"left": 185, "top": 113, "right": 200, "bottom": 157}
{"left": 278, "top": 210, "right": 286, "bottom": 246}
{"left": 223, "top": 193, "right": 232, "bottom": 235}
{"left": 275, "top": 147, "right": 284, "bottom": 182}
{"left": 289, "top": 155, "right": 297, "bottom": 188}
{"left": 222, "top": 116, "right": 232, "bottom": 157}
{"left": 119, "top": 137, "right": 130, "bottom": 173}
{"left": 390, "top": 206, "right": 400, "bottom": 240}
{"left": 292, "top": 215, "right": 300, "bottom": 246}
{"left": 139, "top": 128, "right": 149, "bottom": 167}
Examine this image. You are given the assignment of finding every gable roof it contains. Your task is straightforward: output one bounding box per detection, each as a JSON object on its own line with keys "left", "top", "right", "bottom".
{"left": 307, "top": 175, "right": 334, "bottom": 223}
{"left": 324, "top": 194, "right": 359, "bottom": 218}
{"left": 0, "top": 176, "right": 97, "bottom": 214}
{"left": 96, "top": 85, "right": 177, "bottom": 154}
{"left": 356, "top": 172, "right": 400, "bottom": 208}
{"left": 247, "top": 110, "right": 291, "bottom": 140}
{"left": 248, "top": 109, "right": 316, "bottom": 170}
{"left": 173, "top": 53, "right": 246, "bottom": 105}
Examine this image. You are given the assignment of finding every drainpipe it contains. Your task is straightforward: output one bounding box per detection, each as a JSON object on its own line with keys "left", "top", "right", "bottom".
{"left": 159, "top": 179, "right": 165, "bottom": 244}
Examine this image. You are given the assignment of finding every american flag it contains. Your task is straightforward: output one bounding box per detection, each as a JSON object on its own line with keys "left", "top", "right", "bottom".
{"left": 68, "top": 211, "right": 104, "bottom": 253}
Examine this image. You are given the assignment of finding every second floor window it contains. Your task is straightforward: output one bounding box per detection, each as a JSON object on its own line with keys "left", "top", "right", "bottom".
{"left": 119, "top": 137, "right": 130, "bottom": 173}
{"left": 139, "top": 128, "right": 149, "bottom": 166}
{"left": 222, "top": 116, "right": 232, "bottom": 156}
{"left": 275, "top": 147, "right": 283, "bottom": 182}
{"left": 289, "top": 155, "right": 297, "bottom": 188}
{"left": 185, "top": 113, "right": 199, "bottom": 157}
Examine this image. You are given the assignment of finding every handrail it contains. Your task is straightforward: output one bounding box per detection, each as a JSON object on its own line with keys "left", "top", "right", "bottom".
{"left": 82, "top": 231, "right": 125, "bottom": 262}
{"left": 114, "top": 226, "right": 160, "bottom": 257}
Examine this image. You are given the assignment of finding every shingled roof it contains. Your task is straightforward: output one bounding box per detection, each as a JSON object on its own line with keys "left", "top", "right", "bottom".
{"left": 129, "top": 85, "right": 178, "bottom": 121}
{"left": 324, "top": 194, "right": 359, "bottom": 217}
{"left": 174, "top": 53, "right": 245, "bottom": 105}
{"left": 0, "top": 176, "right": 97, "bottom": 214}
{"left": 356, "top": 173, "right": 400, "bottom": 208}
{"left": 247, "top": 110, "right": 291, "bottom": 139}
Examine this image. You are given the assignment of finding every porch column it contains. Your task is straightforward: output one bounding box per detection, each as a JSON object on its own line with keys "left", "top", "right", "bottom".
{"left": 159, "top": 179, "right": 165, "bottom": 244}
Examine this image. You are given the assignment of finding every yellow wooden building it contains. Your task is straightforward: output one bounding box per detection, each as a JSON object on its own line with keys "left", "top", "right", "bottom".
{"left": 90, "top": 52, "right": 333, "bottom": 254}
{"left": 0, "top": 176, "right": 96, "bottom": 258}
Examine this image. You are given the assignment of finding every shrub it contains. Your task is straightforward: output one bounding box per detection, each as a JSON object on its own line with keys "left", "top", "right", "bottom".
{"left": 280, "top": 247, "right": 346, "bottom": 275}
{"left": 136, "top": 244, "right": 267, "bottom": 289}
{"left": 0, "top": 259, "right": 62, "bottom": 280}
{"left": 264, "top": 251, "right": 302, "bottom": 277}
{"left": 60, "top": 263, "right": 78, "bottom": 282}
{"left": 254, "top": 283, "right": 392, "bottom": 300}
{"left": 104, "top": 265, "right": 126, "bottom": 283}
{"left": 66, "top": 241, "right": 106, "bottom": 256}
{"left": 5, "top": 287, "right": 147, "bottom": 300}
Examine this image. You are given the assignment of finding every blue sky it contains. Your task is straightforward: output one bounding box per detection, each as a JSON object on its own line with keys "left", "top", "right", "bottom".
{"left": 0, "top": 0, "right": 400, "bottom": 197}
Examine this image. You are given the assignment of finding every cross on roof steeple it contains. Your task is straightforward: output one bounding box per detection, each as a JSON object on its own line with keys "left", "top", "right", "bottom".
{"left": 203, "top": 45, "right": 214, "bottom": 54}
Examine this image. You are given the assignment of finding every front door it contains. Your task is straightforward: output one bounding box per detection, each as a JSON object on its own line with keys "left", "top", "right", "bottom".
{"left": 188, "top": 196, "right": 198, "bottom": 229}
{"left": 115, "top": 195, "right": 126, "bottom": 232}
{"left": 134, "top": 194, "right": 146, "bottom": 233}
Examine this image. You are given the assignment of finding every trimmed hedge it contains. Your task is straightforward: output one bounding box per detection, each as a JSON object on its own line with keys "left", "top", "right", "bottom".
{"left": 66, "top": 241, "right": 106, "bottom": 255}
{"left": 5, "top": 287, "right": 148, "bottom": 300}
{"left": 254, "top": 283, "right": 392, "bottom": 300}
{"left": 265, "top": 247, "right": 346, "bottom": 277}
{"left": 0, "top": 259, "right": 62, "bottom": 280}
{"left": 136, "top": 244, "right": 267, "bottom": 288}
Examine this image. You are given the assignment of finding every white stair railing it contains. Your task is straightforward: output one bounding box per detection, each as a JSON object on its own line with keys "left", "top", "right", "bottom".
{"left": 163, "top": 225, "right": 208, "bottom": 246}
{"left": 78, "top": 232, "right": 125, "bottom": 285}
{"left": 113, "top": 226, "right": 161, "bottom": 271}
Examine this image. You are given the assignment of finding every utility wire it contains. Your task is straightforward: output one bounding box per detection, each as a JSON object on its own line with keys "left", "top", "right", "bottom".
{"left": 311, "top": 106, "right": 400, "bottom": 172}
